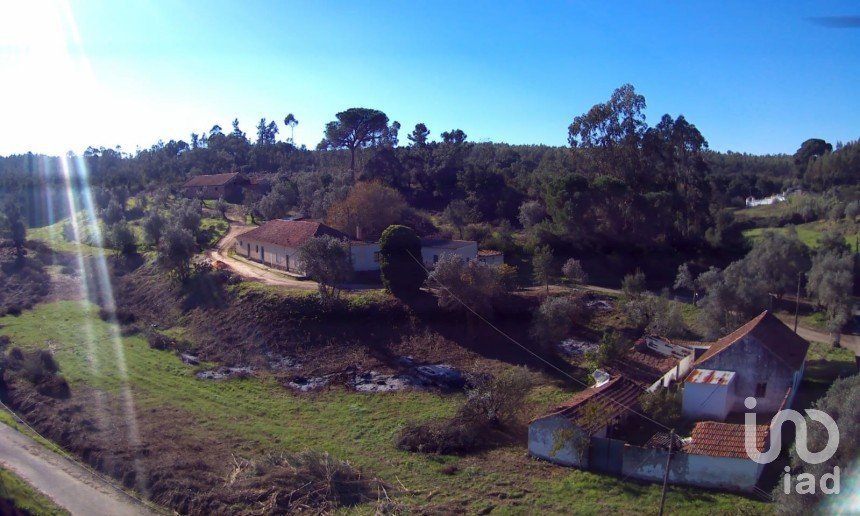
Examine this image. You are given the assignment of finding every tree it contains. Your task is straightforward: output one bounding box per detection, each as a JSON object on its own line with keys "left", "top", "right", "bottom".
{"left": 106, "top": 221, "right": 137, "bottom": 255}
{"left": 774, "top": 375, "right": 858, "bottom": 514}
{"left": 215, "top": 197, "right": 229, "bottom": 219}
{"left": 561, "top": 258, "right": 588, "bottom": 287}
{"left": 532, "top": 245, "right": 554, "bottom": 293}
{"left": 379, "top": 225, "right": 425, "bottom": 297}
{"left": 426, "top": 253, "right": 501, "bottom": 317}
{"left": 172, "top": 198, "right": 203, "bottom": 237}
{"left": 496, "top": 263, "right": 519, "bottom": 292}
{"left": 442, "top": 200, "right": 471, "bottom": 238}
{"left": 742, "top": 230, "right": 810, "bottom": 302}
{"left": 407, "top": 123, "right": 430, "bottom": 147}
{"left": 593, "top": 330, "right": 626, "bottom": 367}
{"left": 517, "top": 200, "right": 545, "bottom": 229}
{"left": 793, "top": 138, "right": 832, "bottom": 175}
{"left": 284, "top": 113, "right": 299, "bottom": 143}
{"left": 530, "top": 296, "right": 586, "bottom": 349}
{"left": 102, "top": 199, "right": 124, "bottom": 225}
{"left": 256, "top": 118, "right": 279, "bottom": 145}
{"left": 622, "top": 269, "right": 646, "bottom": 297}
{"left": 441, "top": 129, "right": 467, "bottom": 145}
{"left": 674, "top": 263, "right": 696, "bottom": 294}
{"left": 143, "top": 210, "right": 165, "bottom": 246}
{"left": 322, "top": 108, "right": 391, "bottom": 178}
{"left": 298, "top": 236, "right": 352, "bottom": 304}
{"left": 2, "top": 201, "right": 26, "bottom": 256}
{"left": 157, "top": 224, "right": 196, "bottom": 282}
{"left": 806, "top": 250, "right": 854, "bottom": 343}
{"left": 326, "top": 182, "right": 406, "bottom": 240}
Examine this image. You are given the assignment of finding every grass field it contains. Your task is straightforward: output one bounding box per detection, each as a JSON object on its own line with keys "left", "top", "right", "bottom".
{"left": 0, "top": 467, "right": 69, "bottom": 516}
{"left": 743, "top": 221, "right": 858, "bottom": 250}
{"left": 0, "top": 300, "right": 773, "bottom": 514}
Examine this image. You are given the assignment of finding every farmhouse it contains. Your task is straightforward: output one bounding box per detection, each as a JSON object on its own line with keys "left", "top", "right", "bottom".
{"left": 420, "top": 239, "right": 478, "bottom": 267}
{"left": 681, "top": 310, "right": 809, "bottom": 418}
{"left": 236, "top": 220, "right": 380, "bottom": 276}
{"left": 529, "top": 312, "right": 809, "bottom": 492}
{"left": 181, "top": 172, "right": 242, "bottom": 200}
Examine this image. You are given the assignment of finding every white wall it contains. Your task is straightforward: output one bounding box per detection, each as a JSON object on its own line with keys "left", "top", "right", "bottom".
{"left": 622, "top": 445, "right": 764, "bottom": 492}
{"left": 528, "top": 415, "right": 591, "bottom": 468}
{"left": 350, "top": 242, "right": 381, "bottom": 272}
{"left": 236, "top": 237, "right": 302, "bottom": 274}
{"left": 421, "top": 242, "right": 478, "bottom": 267}
{"left": 682, "top": 379, "right": 736, "bottom": 421}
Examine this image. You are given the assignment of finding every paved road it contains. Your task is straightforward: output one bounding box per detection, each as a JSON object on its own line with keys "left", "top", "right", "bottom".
{"left": 0, "top": 422, "right": 156, "bottom": 516}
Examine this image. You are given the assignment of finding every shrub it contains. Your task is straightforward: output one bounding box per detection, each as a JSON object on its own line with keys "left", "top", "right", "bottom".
{"left": 145, "top": 331, "right": 176, "bottom": 351}
{"left": 397, "top": 367, "right": 534, "bottom": 455}
{"left": 379, "top": 225, "right": 426, "bottom": 297}
{"left": 224, "top": 451, "right": 385, "bottom": 512}
{"left": 497, "top": 263, "right": 520, "bottom": 292}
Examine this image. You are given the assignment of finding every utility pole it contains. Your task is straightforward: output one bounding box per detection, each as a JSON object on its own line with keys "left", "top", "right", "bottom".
{"left": 658, "top": 429, "right": 675, "bottom": 516}
{"left": 794, "top": 271, "right": 802, "bottom": 334}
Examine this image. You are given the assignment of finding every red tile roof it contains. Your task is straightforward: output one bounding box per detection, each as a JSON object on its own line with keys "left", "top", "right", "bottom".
{"left": 182, "top": 172, "right": 239, "bottom": 187}
{"left": 694, "top": 311, "right": 809, "bottom": 371}
{"left": 684, "top": 421, "right": 769, "bottom": 459}
{"left": 610, "top": 344, "right": 681, "bottom": 385}
{"left": 477, "top": 249, "right": 503, "bottom": 256}
{"left": 238, "top": 220, "right": 348, "bottom": 248}
{"left": 537, "top": 376, "right": 645, "bottom": 434}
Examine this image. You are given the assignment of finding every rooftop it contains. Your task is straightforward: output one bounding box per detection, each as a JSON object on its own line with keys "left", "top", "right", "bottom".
{"left": 238, "top": 220, "right": 349, "bottom": 248}
{"left": 695, "top": 311, "right": 810, "bottom": 371}
{"left": 686, "top": 368, "right": 736, "bottom": 385}
{"left": 536, "top": 376, "right": 645, "bottom": 435}
{"left": 684, "top": 421, "right": 769, "bottom": 459}
{"left": 182, "top": 172, "right": 239, "bottom": 187}
{"left": 477, "top": 249, "right": 503, "bottom": 256}
{"left": 609, "top": 336, "right": 692, "bottom": 385}
{"left": 420, "top": 238, "right": 475, "bottom": 250}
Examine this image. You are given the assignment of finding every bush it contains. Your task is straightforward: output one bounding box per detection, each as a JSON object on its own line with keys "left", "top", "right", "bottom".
{"left": 397, "top": 367, "right": 533, "bottom": 455}
{"left": 145, "top": 331, "right": 177, "bottom": 351}
{"left": 224, "top": 451, "right": 385, "bottom": 512}
{"left": 379, "top": 225, "right": 426, "bottom": 297}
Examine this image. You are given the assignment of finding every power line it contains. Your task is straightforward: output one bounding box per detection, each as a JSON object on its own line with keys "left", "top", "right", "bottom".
{"left": 407, "top": 251, "right": 672, "bottom": 432}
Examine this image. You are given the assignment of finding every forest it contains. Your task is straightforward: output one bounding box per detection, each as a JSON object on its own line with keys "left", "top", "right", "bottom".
{"left": 1, "top": 84, "right": 858, "bottom": 273}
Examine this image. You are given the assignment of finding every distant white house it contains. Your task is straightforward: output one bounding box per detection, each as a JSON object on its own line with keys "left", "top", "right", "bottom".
{"left": 745, "top": 193, "right": 786, "bottom": 207}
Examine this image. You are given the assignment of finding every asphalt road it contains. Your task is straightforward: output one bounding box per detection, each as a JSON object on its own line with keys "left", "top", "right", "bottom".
{"left": 0, "top": 422, "right": 156, "bottom": 516}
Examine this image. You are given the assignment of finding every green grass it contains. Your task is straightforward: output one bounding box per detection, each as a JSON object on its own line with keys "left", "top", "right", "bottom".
{"left": 28, "top": 217, "right": 106, "bottom": 256}
{"left": 0, "top": 301, "right": 771, "bottom": 514}
{"left": 742, "top": 220, "right": 858, "bottom": 250}
{"left": 200, "top": 217, "right": 229, "bottom": 247}
{"left": 803, "top": 342, "right": 856, "bottom": 385}
{"left": 0, "top": 467, "right": 69, "bottom": 516}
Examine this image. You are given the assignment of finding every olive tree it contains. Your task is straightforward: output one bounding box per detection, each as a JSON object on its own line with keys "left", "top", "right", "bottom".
{"left": 298, "top": 235, "right": 353, "bottom": 304}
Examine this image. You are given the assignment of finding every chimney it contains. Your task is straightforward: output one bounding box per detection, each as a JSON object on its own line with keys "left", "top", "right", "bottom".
{"left": 355, "top": 225, "right": 362, "bottom": 241}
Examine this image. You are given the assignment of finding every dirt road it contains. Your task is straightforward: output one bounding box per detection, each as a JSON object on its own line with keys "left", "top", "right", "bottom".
{"left": 0, "top": 422, "right": 156, "bottom": 516}
{"left": 205, "top": 213, "right": 317, "bottom": 290}
{"left": 773, "top": 313, "right": 860, "bottom": 357}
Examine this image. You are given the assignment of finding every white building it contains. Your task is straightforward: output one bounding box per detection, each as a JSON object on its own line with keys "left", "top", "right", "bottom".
{"left": 477, "top": 249, "right": 504, "bottom": 266}
{"left": 419, "top": 239, "right": 478, "bottom": 267}
{"left": 681, "top": 311, "right": 809, "bottom": 418}
{"left": 235, "top": 220, "right": 380, "bottom": 276}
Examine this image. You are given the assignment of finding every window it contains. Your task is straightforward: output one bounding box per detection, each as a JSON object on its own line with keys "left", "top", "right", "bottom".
{"left": 755, "top": 382, "right": 767, "bottom": 397}
{"left": 433, "top": 254, "right": 439, "bottom": 264}
{"left": 373, "top": 251, "right": 381, "bottom": 263}
{"left": 255, "top": 245, "right": 258, "bottom": 253}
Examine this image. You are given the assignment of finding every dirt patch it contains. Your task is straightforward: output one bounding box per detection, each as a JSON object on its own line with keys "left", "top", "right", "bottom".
{"left": 558, "top": 338, "right": 598, "bottom": 357}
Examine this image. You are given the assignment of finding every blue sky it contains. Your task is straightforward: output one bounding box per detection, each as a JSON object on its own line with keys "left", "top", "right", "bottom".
{"left": 1, "top": 1, "right": 858, "bottom": 156}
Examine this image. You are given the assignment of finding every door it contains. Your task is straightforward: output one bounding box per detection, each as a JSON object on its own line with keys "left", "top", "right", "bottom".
{"left": 261, "top": 247, "right": 265, "bottom": 261}
{"left": 588, "top": 437, "right": 624, "bottom": 475}
{"left": 247, "top": 243, "right": 250, "bottom": 256}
